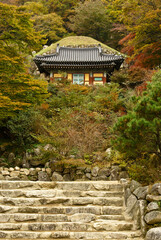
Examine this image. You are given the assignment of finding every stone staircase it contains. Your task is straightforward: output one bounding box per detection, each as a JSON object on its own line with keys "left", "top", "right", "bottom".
{"left": 0, "top": 181, "right": 144, "bottom": 240}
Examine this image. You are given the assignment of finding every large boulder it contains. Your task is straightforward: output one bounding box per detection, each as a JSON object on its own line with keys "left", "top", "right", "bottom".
{"left": 133, "top": 186, "right": 148, "bottom": 200}
{"left": 130, "top": 180, "right": 141, "bottom": 193}
{"left": 126, "top": 194, "right": 137, "bottom": 214}
{"left": 146, "top": 227, "right": 161, "bottom": 240}
{"left": 147, "top": 202, "right": 159, "bottom": 212}
{"left": 139, "top": 200, "right": 147, "bottom": 235}
{"left": 52, "top": 172, "right": 63, "bottom": 181}
{"left": 98, "top": 168, "right": 110, "bottom": 177}
{"left": 110, "top": 166, "right": 120, "bottom": 180}
{"left": 91, "top": 166, "right": 99, "bottom": 177}
{"left": 144, "top": 211, "right": 161, "bottom": 224}
{"left": 146, "top": 194, "right": 161, "bottom": 201}
{"left": 38, "top": 171, "right": 50, "bottom": 181}
{"left": 148, "top": 183, "right": 161, "bottom": 195}
{"left": 124, "top": 187, "right": 131, "bottom": 205}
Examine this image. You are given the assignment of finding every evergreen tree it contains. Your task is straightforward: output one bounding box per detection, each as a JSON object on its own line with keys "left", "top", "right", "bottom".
{"left": 113, "top": 70, "right": 161, "bottom": 160}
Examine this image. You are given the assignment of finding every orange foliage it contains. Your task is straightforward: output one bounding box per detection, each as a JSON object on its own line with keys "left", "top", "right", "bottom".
{"left": 135, "top": 82, "right": 148, "bottom": 96}
{"left": 119, "top": 33, "right": 135, "bottom": 45}
{"left": 132, "top": 43, "right": 161, "bottom": 68}
{"left": 64, "top": 84, "right": 91, "bottom": 95}
{"left": 40, "top": 103, "right": 49, "bottom": 110}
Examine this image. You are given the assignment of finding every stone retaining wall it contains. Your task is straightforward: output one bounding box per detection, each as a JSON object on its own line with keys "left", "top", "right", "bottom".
{"left": 123, "top": 180, "right": 161, "bottom": 240}
{"left": 0, "top": 164, "right": 128, "bottom": 182}
{"left": 0, "top": 167, "right": 51, "bottom": 181}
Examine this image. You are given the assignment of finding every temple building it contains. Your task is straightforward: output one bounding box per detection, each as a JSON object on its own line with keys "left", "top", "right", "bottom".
{"left": 34, "top": 41, "right": 124, "bottom": 86}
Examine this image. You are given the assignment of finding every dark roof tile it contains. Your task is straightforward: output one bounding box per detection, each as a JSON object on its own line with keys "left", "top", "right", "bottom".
{"left": 34, "top": 47, "right": 123, "bottom": 63}
{"left": 34, "top": 46, "right": 124, "bottom": 73}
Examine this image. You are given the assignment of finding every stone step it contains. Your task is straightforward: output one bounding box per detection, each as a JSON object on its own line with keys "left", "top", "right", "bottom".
{"left": 0, "top": 189, "right": 123, "bottom": 198}
{"left": 0, "top": 230, "right": 142, "bottom": 239}
{"left": 56, "top": 181, "right": 123, "bottom": 191}
{"left": 0, "top": 239, "right": 144, "bottom": 240}
{"left": 0, "top": 221, "right": 134, "bottom": 231}
{"left": 93, "top": 220, "right": 133, "bottom": 231}
{"left": 0, "top": 180, "right": 144, "bottom": 240}
{"left": 98, "top": 215, "right": 125, "bottom": 220}
{"left": 0, "top": 197, "right": 123, "bottom": 206}
{"left": 0, "top": 213, "right": 125, "bottom": 223}
{"left": 0, "top": 181, "right": 56, "bottom": 190}
{"left": 0, "top": 205, "right": 123, "bottom": 215}
{"left": 0, "top": 181, "right": 123, "bottom": 191}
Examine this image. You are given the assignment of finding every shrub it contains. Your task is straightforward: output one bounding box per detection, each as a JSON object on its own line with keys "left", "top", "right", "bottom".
{"left": 111, "top": 67, "right": 153, "bottom": 88}
{"left": 128, "top": 156, "right": 161, "bottom": 184}
{"left": 110, "top": 69, "right": 129, "bottom": 86}
{"left": 34, "top": 83, "right": 125, "bottom": 158}
{"left": 6, "top": 108, "right": 46, "bottom": 150}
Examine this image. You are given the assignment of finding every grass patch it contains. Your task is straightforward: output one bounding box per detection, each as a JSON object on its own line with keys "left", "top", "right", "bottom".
{"left": 36, "top": 36, "right": 122, "bottom": 56}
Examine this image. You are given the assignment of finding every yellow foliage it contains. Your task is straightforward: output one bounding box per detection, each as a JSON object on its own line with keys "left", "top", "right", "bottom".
{"left": 0, "top": 3, "right": 48, "bottom": 121}
{"left": 64, "top": 84, "right": 91, "bottom": 95}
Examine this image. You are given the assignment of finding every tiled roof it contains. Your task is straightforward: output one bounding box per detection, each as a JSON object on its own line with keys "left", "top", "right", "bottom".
{"left": 34, "top": 45, "right": 124, "bottom": 72}
{"left": 35, "top": 47, "right": 123, "bottom": 62}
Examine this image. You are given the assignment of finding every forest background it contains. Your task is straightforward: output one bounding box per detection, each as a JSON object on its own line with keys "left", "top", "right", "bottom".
{"left": 0, "top": 0, "right": 161, "bottom": 184}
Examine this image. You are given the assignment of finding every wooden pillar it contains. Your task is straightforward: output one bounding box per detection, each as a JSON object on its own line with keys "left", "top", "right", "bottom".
{"left": 89, "top": 72, "right": 93, "bottom": 85}
{"left": 103, "top": 72, "right": 107, "bottom": 84}
{"left": 50, "top": 71, "right": 54, "bottom": 83}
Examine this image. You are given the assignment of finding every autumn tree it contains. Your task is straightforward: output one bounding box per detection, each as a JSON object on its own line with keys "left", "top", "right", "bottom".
{"left": 21, "top": 2, "right": 66, "bottom": 44}
{"left": 0, "top": 0, "right": 19, "bottom": 4}
{"left": 33, "top": 13, "right": 66, "bottom": 44}
{"left": 21, "top": 1, "right": 48, "bottom": 15}
{"left": 109, "top": 0, "right": 161, "bottom": 68}
{"left": 69, "top": 0, "right": 112, "bottom": 44}
{"left": 0, "top": 3, "right": 48, "bottom": 121}
{"left": 4, "top": 0, "right": 77, "bottom": 44}
{"left": 113, "top": 70, "right": 161, "bottom": 161}
{"left": 42, "top": 0, "right": 80, "bottom": 19}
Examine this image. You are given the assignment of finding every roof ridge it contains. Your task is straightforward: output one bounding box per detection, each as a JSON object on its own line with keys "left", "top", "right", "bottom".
{"left": 59, "top": 46, "right": 99, "bottom": 50}
{"left": 35, "top": 53, "right": 58, "bottom": 58}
